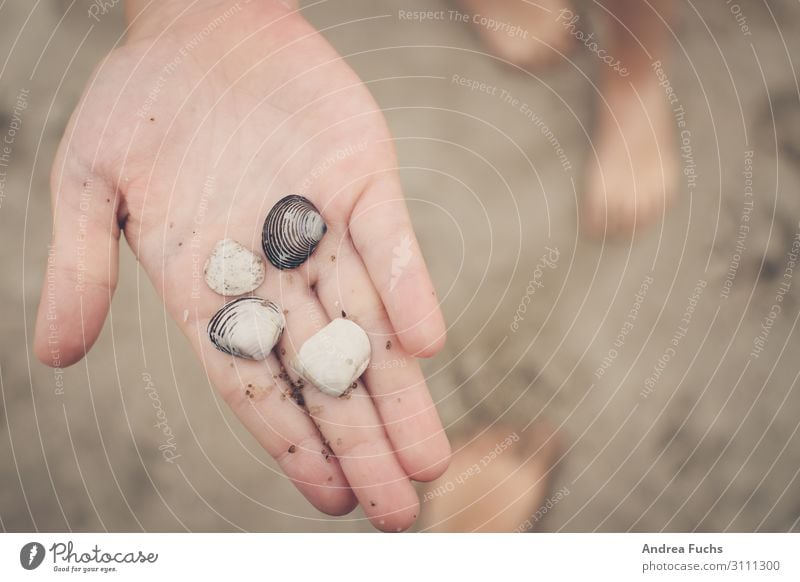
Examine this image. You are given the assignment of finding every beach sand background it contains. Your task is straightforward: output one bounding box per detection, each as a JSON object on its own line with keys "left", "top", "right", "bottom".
{"left": 1, "top": 0, "right": 799, "bottom": 532}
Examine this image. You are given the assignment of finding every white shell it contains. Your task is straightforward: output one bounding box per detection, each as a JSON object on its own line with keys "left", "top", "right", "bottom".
{"left": 204, "top": 239, "right": 265, "bottom": 296}
{"left": 207, "top": 297, "right": 285, "bottom": 360}
{"left": 292, "top": 318, "right": 372, "bottom": 397}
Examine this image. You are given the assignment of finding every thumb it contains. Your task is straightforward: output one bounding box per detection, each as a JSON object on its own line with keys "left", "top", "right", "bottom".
{"left": 34, "top": 158, "right": 121, "bottom": 368}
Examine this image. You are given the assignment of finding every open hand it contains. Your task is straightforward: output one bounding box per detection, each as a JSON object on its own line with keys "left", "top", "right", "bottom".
{"left": 34, "top": 0, "right": 450, "bottom": 531}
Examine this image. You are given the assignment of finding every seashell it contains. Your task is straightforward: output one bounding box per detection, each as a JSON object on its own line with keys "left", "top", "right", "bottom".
{"left": 292, "top": 318, "right": 372, "bottom": 397}
{"left": 207, "top": 297, "right": 285, "bottom": 360}
{"left": 262, "top": 195, "right": 327, "bottom": 270}
{"left": 204, "top": 239, "right": 266, "bottom": 296}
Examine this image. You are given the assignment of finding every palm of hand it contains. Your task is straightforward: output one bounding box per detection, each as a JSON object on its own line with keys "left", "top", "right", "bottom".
{"left": 36, "top": 1, "right": 449, "bottom": 531}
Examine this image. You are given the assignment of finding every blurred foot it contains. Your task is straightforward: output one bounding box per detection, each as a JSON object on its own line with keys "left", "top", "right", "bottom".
{"left": 582, "top": 60, "right": 678, "bottom": 237}
{"left": 421, "top": 424, "right": 560, "bottom": 532}
{"left": 457, "top": 0, "right": 573, "bottom": 69}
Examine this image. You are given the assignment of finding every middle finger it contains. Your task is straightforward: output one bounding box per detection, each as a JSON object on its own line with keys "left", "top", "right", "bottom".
{"left": 270, "top": 277, "right": 420, "bottom": 532}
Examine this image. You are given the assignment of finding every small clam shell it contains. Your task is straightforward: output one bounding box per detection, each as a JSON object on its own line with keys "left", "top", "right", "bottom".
{"left": 262, "top": 195, "right": 327, "bottom": 270}
{"left": 204, "top": 239, "right": 265, "bottom": 296}
{"left": 292, "top": 318, "right": 371, "bottom": 397}
{"left": 207, "top": 297, "right": 285, "bottom": 360}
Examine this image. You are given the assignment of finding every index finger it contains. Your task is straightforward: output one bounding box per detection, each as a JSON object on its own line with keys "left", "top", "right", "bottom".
{"left": 349, "top": 176, "right": 446, "bottom": 358}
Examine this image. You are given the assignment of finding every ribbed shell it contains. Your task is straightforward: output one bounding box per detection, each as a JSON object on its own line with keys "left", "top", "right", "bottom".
{"left": 207, "top": 297, "right": 285, "bottom": 360}
{"left": 262, "top": 195, "right": 327, "bottom": 270}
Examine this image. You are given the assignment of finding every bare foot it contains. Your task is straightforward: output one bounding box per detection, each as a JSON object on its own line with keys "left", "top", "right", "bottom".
{"left": 581, "top": 0, "right": 677, "bottom": 237}
{"left": 421, "top": 424, "right": 560, "bottom": 532}
{"left": 456, "top": 0, "right": 573, "bottom": 69}
{"left": 582, "top": 66, "right": 678, "bottom": 237}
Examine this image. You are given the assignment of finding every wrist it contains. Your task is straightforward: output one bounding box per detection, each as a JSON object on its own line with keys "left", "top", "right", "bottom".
{"left": 124, "top": 0, "right": 299, "bottom": 41}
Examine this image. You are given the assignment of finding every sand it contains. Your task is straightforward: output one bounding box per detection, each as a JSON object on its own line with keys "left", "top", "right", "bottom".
{"left": 1, "top": 0, "right": 799, "bottom": 532}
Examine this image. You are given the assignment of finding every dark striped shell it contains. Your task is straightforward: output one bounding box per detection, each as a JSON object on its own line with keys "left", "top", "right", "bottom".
{"left": 207, "top": 296, "right": 285, "bottom": 360}
{"left": 262, "top": 195, "right": 327, "bottom": 270}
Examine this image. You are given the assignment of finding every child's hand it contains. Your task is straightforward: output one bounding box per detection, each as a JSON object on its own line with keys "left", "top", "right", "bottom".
{"left": 34, "top": 0, "right": 449, "bottom": 531}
